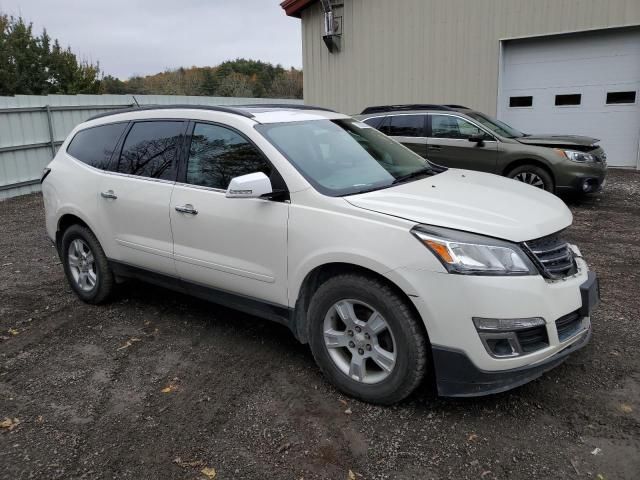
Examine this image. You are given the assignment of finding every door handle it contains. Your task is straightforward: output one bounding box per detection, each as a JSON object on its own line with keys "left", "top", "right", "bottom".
{"left": 427, "top": 145, "right": 443, "bottom": 151}
{"left": 101, "top": 190, "right": 117, "bottom": 199}
{"left": 175, "top": 204, "right": 198, "bottom": 215}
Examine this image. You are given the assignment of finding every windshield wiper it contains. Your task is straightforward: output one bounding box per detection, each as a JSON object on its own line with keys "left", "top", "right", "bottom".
{"left": 392, "top": 166, "right": 434, "bottom": 185}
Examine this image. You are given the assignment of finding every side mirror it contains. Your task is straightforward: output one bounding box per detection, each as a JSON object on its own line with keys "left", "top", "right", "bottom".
{"left": 225, "top": 172, "right": 272, "bottom": 199}
{"left": 468, "top": 133, "right": 486, "bottom": 145}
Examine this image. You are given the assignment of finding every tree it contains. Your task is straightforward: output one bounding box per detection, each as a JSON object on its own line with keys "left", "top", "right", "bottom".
{"left": 47, "top": 40, "right": 101, "bottom": 93}
{"left": 269, "top": 69, "right": 303, "bottom": 99}
{"left": 216, "top": 72, "right": 254, "bottom": 98}
{"left": 1, "top": 12, "right": 302, "bottom": 99}
{"left": 100, "top": 75, "right": 128, "bottom": 94}
{"left": 0, "top": 13, "right": 101, "bottom": 96}
{"left": 100, "top": 59, "right": 303, "bottom": 99}
{"left": 199, "top": 68, "right": 217, "bottom": 96}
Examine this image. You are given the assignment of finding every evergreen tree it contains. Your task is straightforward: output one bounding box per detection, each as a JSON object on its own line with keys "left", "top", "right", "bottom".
{"left": 0, "top": 13, "right": 101, "bottom": 96}
{"left": 0, "top": 11, "right": 303, "bottom": 99}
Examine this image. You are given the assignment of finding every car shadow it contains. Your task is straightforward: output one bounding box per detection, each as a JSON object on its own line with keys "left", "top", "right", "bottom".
{"left": 558, "top": 191, "right": 603, "bottom": 208}
{"left": 115, "top": 279, "right": 566, "bottom": 416}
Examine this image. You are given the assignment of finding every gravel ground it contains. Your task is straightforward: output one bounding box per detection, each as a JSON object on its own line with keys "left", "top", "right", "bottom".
{"left": 1, "top": 169, "right": 639, "bottom": 480}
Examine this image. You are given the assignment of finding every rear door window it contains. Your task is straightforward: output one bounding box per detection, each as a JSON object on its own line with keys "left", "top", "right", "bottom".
{"left": 66, "top": 123, "right": 128, "bottom": 169}
{"left": 110, "top": 121, "right": 184, "bottom": 180}
{"left": 362, "top": 116, "right": 385, "bottom": 129}
{"left": 387, "top": 115, "right": 425, "bottom": 137}
{"left": 378, "top": 116, "right": 391, "bottom": 135}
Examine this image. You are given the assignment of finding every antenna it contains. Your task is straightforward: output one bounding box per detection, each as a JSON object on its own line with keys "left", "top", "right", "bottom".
{"left": 131, "top": 96, "right": 140, "bottom": 108}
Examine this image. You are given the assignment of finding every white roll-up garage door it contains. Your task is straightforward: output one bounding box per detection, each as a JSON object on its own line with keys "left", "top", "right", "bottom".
{"left": 497, "top": 28, "right": 640, "bottom": 168}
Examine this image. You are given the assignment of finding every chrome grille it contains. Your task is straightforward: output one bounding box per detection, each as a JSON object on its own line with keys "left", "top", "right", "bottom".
{"left": 523, "top": 233, "right": 577, "bottom": 279}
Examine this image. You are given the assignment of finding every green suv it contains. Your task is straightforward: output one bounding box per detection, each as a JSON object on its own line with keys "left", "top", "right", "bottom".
{"left": 356, "top": 105, "right": 607, "bottom": 194}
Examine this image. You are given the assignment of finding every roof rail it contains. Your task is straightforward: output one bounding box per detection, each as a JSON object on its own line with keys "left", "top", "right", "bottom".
{"left": 237, "top": 103, "right": 337, "bottom": 113}
{"left": 443, "top": 104, "right": 469, "bottom": 109}
{"left": 360, "top": 104, "right": 460, "bottom": 114}
{"left": 86, "top": 104, "right": 256, "bottom": 121}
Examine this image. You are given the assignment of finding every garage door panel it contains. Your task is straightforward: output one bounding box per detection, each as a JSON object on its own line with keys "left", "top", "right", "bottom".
{"left": 504, "top": 56, "right": 640, "bottom": 91}
{"left": 504, "top": 30, "right": 640, "bottom": 65}
{"left": 498, "top": 29, "right": 640, "bottom": 168}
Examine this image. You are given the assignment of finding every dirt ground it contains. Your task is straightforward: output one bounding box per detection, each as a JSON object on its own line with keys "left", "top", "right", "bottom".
{"left": 1, "top": 169, "right": 639, "bottom": 480}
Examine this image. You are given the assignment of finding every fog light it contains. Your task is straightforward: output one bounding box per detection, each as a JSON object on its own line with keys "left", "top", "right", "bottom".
{"left": 581, "top": 178, "right": 599, "bottom": 193}
{"left": 473, "top": 317, "right": 547, "bottom": 358}
{"left": 486, "top": 338, "right": 515, "bottom": 356}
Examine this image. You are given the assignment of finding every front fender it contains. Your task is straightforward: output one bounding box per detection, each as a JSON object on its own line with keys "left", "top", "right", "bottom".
{"left": 289, "top": 250, "right": 397, "bottom": 305}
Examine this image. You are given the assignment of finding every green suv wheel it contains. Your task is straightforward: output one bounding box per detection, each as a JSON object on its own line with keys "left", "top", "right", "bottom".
{"left": 507, "top": 165, "right": 554, "bottom": 192}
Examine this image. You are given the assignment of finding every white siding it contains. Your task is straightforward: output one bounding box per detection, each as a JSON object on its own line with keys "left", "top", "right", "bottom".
{"left": 300, "top": 0, "right": 640, "bottom": 115}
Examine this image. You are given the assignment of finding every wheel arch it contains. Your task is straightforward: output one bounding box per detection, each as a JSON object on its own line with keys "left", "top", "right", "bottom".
{"left": 56, "top": 213, "right": 94, "bottom": 252}
{"left": 292, "top": 262, "right": 425, "bottom": 344}
{"left": 502, "top": 158, "right": 556, "bottom": 185}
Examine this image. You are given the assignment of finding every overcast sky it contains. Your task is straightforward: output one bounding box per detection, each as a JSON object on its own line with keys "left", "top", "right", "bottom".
{"left": 0, "top": 0, "right": 302, "bottom": 79}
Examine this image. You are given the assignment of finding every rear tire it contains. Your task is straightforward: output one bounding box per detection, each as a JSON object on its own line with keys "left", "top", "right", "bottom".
{"left": 308, "top": 274, "right": 428, "bottom": 405}
{"left": 507, "top": 164, "right": 554, "bottom": 192}
{"left": 60, "top": 224, "right": 114, "bottom": 304}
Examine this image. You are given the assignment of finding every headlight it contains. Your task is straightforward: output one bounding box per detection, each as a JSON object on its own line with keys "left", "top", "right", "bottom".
{"left": 411, "top": 226, "right": 537, "bottom": 276}
{"left": 557, "top": 149, "right": 597, "bottom": 163}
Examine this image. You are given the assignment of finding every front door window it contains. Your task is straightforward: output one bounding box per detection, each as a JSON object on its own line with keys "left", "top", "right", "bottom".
{"left": 186, "top": 123, "right": 271, "bottom": 190}
{"left": 431, "top": 115, "right": 488, "bottom": 140}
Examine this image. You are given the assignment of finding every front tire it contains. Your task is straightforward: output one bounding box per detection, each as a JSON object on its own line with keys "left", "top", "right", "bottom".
{"left": 507, "top": 164, "right": 555, "bottom": 192}
{"left": 308, "top": 274, "right": 428, "bottom": 404}
{"left": 60, "top": 224, "right": 114, "bottom": 304}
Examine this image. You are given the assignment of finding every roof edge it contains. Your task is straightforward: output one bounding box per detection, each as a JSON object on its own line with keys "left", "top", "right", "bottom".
{"left": 280, "top": 0, "right": 317, "bottom": 18}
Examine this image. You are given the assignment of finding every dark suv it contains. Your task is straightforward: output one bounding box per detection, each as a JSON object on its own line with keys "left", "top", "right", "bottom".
{"left": 356, "top": 105, "right": 607, "bottom": 194}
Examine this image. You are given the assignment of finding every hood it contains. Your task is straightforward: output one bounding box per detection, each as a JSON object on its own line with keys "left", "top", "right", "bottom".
{"left": 345, "top": 169, "right": 572, "bottom": 243}
{"left": 517, "top": 134, "right": 599, "bottom": 149}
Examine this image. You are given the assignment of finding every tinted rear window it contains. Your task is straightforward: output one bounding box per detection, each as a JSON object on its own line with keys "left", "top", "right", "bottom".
{"left": 387, "top": 115, "right": 425, "bottom": 137}
{"left": 362, "top": 116, "right": 384, "bottom": 129}
{"left": 110, "top": 121, "right": 184, "bottom": 180}
{"left": 66, "top": 123, "right": 128, "bottom": 169}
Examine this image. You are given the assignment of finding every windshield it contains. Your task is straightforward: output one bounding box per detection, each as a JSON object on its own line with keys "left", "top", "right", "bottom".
{"left": 256, "top": 119, "right": 436, "bottom": 196}
{"left": 465, "top": 112, "right": 525, "bottom": 138}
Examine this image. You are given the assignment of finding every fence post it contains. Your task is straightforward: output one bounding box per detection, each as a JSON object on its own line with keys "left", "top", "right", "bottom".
{"left": 45, "top": 105, "right": 56, "bottom": 157}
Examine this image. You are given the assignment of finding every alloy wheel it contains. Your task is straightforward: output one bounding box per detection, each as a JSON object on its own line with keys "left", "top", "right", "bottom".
{"left": 67, "top": 238, "right": 97, "bottom": 292}
{"left": 323, "top": 299, "right": 397, "bottom": 384}
{"left": 514, "top": 171, "right": 545, "bottom": 189}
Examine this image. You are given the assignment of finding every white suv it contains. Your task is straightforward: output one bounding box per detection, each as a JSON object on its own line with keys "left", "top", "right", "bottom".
{"left": 41, "top": 105, "right": 599, "bottom": 404}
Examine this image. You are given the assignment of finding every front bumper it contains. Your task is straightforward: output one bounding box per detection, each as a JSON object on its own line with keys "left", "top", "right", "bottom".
{"left": 386, "top": 256, "right": 598, "bottom": 396}
{"left": 556, "top": 162, "right": 607, "bottom": 194}
{"left": 433, "top": 325, "right": 591, "bottom": 397}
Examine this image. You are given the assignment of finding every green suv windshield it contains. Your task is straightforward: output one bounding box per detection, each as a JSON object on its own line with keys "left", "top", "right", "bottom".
{"left": 256, "top": 119, "right": 435, "bottom": 196}
{"left": 465, "top": 112, "right": 525, "bottom": 139}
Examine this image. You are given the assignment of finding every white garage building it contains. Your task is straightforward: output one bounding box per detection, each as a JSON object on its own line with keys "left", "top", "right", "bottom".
{"left": 282, "top": 0, "right": 640, "bottom": 168}
{"left": 499, "top": 29, "right": 640, "bottom": 168}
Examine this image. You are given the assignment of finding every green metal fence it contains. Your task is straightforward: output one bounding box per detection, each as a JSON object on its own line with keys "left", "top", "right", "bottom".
{"left": 0, "top": 94, "right": 302, "bottom": 200}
